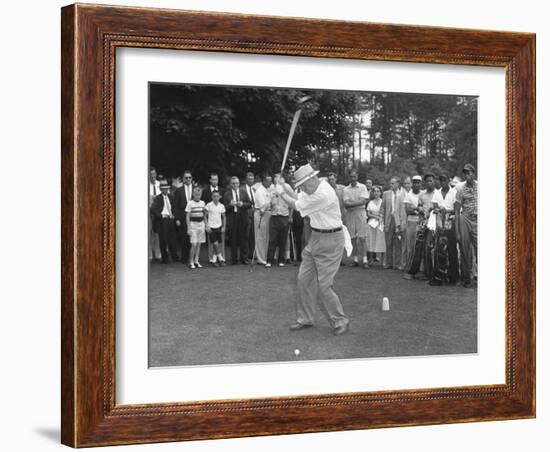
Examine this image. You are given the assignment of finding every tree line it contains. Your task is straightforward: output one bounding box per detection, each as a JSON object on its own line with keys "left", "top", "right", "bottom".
{"left": 150, "top": 83, "right": 477, "bottom": 186}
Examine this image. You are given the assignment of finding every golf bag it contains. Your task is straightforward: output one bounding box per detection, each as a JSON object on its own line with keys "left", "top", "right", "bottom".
{"left": 406, "top": 214, "right": 427, "bottom": 275}
{"left": 430, "top": 229, "right": 450, "bottom": 285}
{"left": 431, "top": 212, "right": 460, "bottom": 285}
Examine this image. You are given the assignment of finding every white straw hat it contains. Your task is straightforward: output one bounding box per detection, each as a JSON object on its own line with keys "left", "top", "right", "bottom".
{"left": 293, "top": 164, "right": 320, "bottom": 187}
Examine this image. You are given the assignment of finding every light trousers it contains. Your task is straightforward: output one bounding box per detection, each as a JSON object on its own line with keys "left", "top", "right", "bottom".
{"left": 254, "top": 210, "right": 271, "bottom": 264}
{"left": 457, "top": 214, "right": 478, "bottom": 283}
{"left": 296, "top": 230, "right": 349, "bottom": 328}
{"left": 149, "top": 221, "right": 161, "bottom": 260}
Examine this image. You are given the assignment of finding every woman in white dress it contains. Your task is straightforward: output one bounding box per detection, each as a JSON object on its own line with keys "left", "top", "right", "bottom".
{"left": 365, "top": 185, "right": 386, "bottom": 266}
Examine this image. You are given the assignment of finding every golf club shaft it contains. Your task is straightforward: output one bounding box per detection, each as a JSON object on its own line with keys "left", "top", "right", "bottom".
{"left": 281, "top": 109, "right": 302, "bottom": 174}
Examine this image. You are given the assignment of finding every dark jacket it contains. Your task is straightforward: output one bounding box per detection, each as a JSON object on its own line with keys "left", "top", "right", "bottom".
{"left": 201, "top": 185, "right": 225, "bottom": 204}
{"left": 150, "top": 193, "right": 175, "bottom": 231}
{"left": 173, "top": 184, "right": 194, "bottom": 221}
{"left": 223, "top": 186, "right": 252, "bottom": 218}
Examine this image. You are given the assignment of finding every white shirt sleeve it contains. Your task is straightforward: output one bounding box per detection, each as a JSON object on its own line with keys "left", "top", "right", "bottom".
{"left": 359, "top": 184, "right": 368, "bottom": 200}
{"left": 342, "top": 186, "right": 351, "bottom": 203}
{"left": 432, "top": 190, "right": 443, "bottom": 207}
{"left": 254, "top": 187, "right": 265, "bottom": 209}
{"left": 295, "top": 185, "right": 331, "bottom": 217}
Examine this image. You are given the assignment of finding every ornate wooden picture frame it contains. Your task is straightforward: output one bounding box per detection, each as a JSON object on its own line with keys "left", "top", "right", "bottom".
{"left": 61, "top": 3, "right": 535, "bottom": 447}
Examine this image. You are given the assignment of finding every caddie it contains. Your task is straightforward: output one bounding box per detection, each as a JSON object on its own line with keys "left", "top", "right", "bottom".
{"left": 274, "top": 164, "right": 351, "bottom": 336}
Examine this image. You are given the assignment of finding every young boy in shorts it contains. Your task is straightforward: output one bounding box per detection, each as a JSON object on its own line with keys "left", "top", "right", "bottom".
{"left": 185, "top": 187, "right": 207, "bottom": 269}
{"left": 205, "top": 191, "right": 226, "bottom": 267}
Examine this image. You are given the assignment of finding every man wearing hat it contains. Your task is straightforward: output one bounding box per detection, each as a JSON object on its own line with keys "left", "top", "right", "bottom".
{"left": 274, "top": 164, "right": 351, "bottom": 336}
{"left": 455, "top": 163, "right": 478, "bottom": 287}
{"left": 450, "top": 176, "right": 462, "bottom": 189}
{"left": 404, "top": 173, "right": 437, "bottom": 280}
{"left": 430, "top": 174, "right": 459, "bottom": 285}
{"left": 150, "top": 180, "right": 179, "bottom": 264}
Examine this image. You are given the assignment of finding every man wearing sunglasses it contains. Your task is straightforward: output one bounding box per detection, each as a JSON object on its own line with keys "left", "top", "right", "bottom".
{"left": 174, "top": 170, "right": 194, "bottom": 265}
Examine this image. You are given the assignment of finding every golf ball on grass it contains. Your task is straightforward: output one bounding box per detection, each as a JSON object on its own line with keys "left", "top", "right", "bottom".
{"left": 294, "top": 349, "right": 300, "bottom": 356}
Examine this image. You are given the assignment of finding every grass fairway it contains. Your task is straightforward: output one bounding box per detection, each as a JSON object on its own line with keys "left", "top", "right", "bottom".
{"left": 149, "top": 256, "right": 477, "bottom": 367}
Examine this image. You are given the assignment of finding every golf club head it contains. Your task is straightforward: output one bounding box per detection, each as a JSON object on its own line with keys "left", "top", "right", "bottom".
{"left": 297, "top": 95, "right": 312, "bottom": 105}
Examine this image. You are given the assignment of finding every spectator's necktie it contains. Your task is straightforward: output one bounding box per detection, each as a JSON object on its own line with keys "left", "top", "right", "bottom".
{"left": 234, "top": 189, "right": 239, "bottom": 213}
{"left": 248, "top": 185, "right": 255, "bottom": 206}
{"left": 164, "top": 194, "right": 172, "bottom": 217}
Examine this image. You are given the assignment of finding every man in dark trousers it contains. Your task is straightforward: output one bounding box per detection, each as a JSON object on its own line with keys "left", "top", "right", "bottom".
{"left": 243, "top": 171, "right": 256, "bottom": 260}
{"left": 150, "top": 180, "right": 179, "bottom": 263}
{"left": 223, "top": 176, "right": 251, "bottom": 264}
{"left": 173, "top": 170, "right": 194, "bottom": 264}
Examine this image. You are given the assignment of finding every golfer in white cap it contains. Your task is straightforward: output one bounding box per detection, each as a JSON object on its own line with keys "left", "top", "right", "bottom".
{"left": 275, "top": 164, "right": 350, "bottom": 336}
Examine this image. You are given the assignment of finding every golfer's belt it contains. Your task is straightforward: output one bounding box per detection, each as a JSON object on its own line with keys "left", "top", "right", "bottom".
{"left": 311, "top": 227, "right": 342, "bottom": 233}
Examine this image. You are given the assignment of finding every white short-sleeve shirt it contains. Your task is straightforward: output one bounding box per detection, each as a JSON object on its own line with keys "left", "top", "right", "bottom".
{"left": 254, "top": 184, "right": 273, "bottom": 210}
{"left": 206, "top": 201, "right": 226, "bottom": 228}
{"left": 295, "top": 180, "right": 343, "bottom": 230}
{"left": 343, "top": 182, "right": 368, "bottom": 210}
{"left": 432, "top": 187, "right": 457, "bottom": 211}
{"left": 404, "top": 190, "right": 422, "bottom": 208}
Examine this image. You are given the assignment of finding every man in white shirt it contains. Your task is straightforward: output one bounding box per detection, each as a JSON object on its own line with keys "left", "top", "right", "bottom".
{"left": 244, "top": 172, "right": 257, "bottom": 260}
{"left": 275, "top": 164, "right": 350, "bottom": 336}
{"left": 173, "top": 170, "right": 194, "bottom": 264}
{"left": 404, "top": 173, "right": 437, "bottom": 280}
{"left": 430, "top": 174, "right": 459, "bottom": 285}
{"left": 343, "top": 169, "right": 369, "bottom": 267}
{"left": 381, "top": 176, "right": 403, "bottom": 270}
{"left": 149, "top": 167, "right": 162, "bottom": 262}
{"left": 402, "top": 175, "right": 423, "bottom": 273}
{"left": 150, "top": 180, "right": 179, "bottom": 263}
{"left": 266, "top": 173, "right": 291, "bottom": 267}
{"left": 253, "top": 175, "right": 273, "bottom": 265}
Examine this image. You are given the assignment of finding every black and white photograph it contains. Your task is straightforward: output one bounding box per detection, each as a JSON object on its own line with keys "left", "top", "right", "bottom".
{"left": 148, "top": 82, "right": 479, "bottom": 367}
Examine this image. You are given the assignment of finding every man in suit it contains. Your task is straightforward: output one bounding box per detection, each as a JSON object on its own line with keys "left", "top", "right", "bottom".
{"left": 149, "top": 167, "right": 162, "bottom": 262}
{"left": 201, "top": 172, "right": 225, "bottom": 262}
{"left": 150, "top": 180, "right": 179, "bottom": 263}
{"left": 243, "top": 171, "right": 257, "bottom": 260}
{"left": 223, "top": 176, "right": 251, "bottom": 264}
{"left": 201, "top": 172, "right": 223, "bottom": 203}
{"left": 173, "top": 170, "right": 194, "bottom": 264}
{"left": 382, "top": 176, "right": 403, "bottom": 270}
